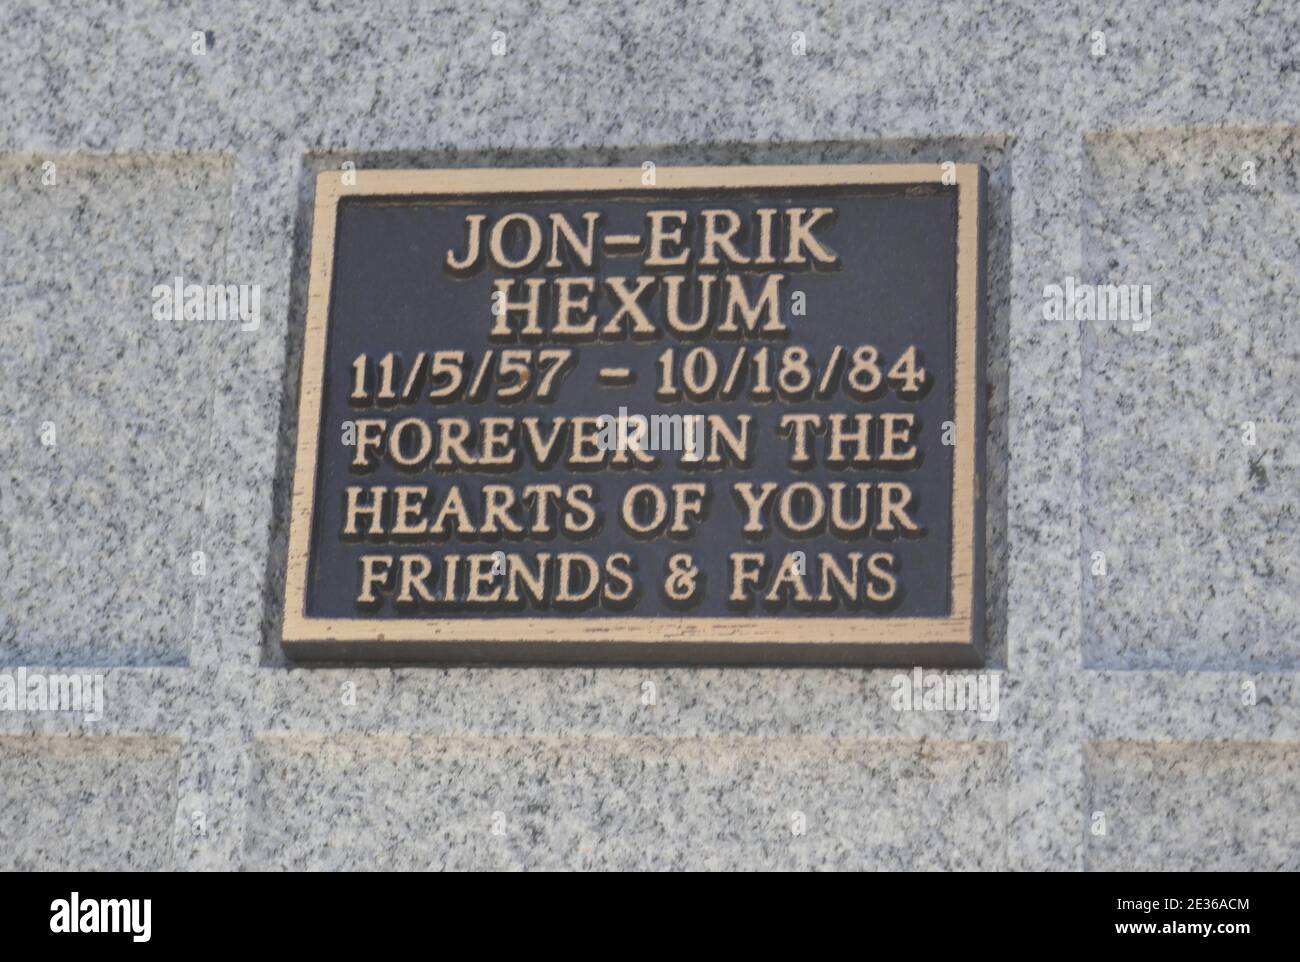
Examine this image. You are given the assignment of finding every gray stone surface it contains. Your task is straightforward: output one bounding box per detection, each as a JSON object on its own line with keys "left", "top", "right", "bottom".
{"left": 0, "top": 155, "right": 233, "bottom": 667}
{"left": 1083, "top": 129, "right": 1300, "bottom": 670}
{"left": 0, "top": 0, "right": 1297, "bottom": 870}
{"left": 0, "top": 736, "right": 180, "bottom": 871}
{"left": 248, "top": 736, "right": 1007, "bottom": 870}
{"left": 1085, "top": 741, "right": 1300, "bottom": 870}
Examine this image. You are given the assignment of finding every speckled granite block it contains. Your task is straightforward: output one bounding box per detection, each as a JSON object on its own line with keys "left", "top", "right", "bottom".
{"left": 1082, "top": 129, "right": 1300, "bottom": 670}
{"left": 247, "top": 736, "right": 1007, "bottom": 870}
{"left": 1086, "top": 2, "right": 1300, "bottom": 129}
{"left": 0, "top": 154, "right": 233, "bottom": 666}
{"left": 1083, "top": 671, "right": 1300, "bottom": 744}
{"left": 1085, "top": 741, "right": 1300, "bottom": 871}
{"left": 0, "top": 736, "right": 180, "bottom": 870}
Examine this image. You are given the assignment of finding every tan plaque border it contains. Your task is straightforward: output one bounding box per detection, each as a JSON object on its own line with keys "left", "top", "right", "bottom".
{"left": 282, "top": 164, "right": 984, "bottom": 660}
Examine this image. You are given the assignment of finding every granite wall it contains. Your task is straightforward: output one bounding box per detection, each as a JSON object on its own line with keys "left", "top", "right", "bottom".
{"left": 1, "top": 0, "right": 1297, "bottom": 870}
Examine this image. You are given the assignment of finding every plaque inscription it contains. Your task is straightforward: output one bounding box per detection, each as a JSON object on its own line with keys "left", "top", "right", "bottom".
{"left": 283, "top": 164, "right": 986, "bottom": 664}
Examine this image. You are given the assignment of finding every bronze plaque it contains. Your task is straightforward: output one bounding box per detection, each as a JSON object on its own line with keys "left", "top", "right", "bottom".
{"left": 283, "top": 164, "right": 987, "bottom": 664}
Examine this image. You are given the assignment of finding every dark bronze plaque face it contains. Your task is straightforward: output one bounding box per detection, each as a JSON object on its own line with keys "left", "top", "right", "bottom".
{"left": 283, "top": 165, "right": 986, "bottom": 664}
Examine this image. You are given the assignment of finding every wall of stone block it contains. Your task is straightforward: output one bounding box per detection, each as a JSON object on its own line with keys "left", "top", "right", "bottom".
{"left": 1, "top": 0, "right": 1297, "bottom": 870}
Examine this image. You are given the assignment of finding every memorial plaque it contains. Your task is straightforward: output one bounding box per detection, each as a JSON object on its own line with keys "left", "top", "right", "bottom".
{"left": 283, "top": 164, "right": 987, "bottom": 664}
